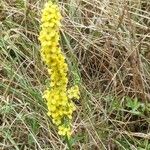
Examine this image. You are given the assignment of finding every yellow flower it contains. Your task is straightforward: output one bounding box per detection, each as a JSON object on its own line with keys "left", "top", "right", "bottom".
{"left": 68, "top": 85, "right": 80, "bottom": 99}
{"left": 39, "top": 1, "right": 80, "bottom": 138}
{"left": 58, "top": 125, "right": 71, "bottom": 136}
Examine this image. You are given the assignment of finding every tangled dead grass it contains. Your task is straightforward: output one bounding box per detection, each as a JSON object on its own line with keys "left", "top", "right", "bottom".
{"left": 0, "top": 0, "right": 150, "bottom": 149}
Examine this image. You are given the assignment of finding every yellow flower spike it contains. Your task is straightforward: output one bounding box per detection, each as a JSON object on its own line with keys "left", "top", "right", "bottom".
{"left": 39, "top": 1, "right": 80, "bottom": 139}
{"left": 50, "top": 105, "right": 56, "bottom": 112}
{"left": 67, "top": 85, "right": 80, "bottom": 100}
{"left": 55, "top": 120, "right": 61, "bottom": 126}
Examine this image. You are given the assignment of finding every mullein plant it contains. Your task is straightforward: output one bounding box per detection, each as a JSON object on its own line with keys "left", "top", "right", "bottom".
{"left": 39, "top": 0, "right": 80, "bottom": 141}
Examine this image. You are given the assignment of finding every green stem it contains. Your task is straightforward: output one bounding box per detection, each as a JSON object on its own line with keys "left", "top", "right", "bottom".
{"left": 66, "top": 136, "right": 72, "bottom": 150}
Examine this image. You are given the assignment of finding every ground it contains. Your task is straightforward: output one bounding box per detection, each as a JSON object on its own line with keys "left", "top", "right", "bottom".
{"left": 0, "top": 0, "right": 150, "bottom": 149}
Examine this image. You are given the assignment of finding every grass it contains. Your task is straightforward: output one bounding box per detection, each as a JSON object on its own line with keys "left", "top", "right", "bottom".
{"left": 0, "top": 0, "right": 150, "bottom": 149}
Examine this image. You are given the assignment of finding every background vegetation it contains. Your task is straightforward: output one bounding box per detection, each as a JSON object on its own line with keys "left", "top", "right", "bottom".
{"left": 0, "top": 0, "right": 150, "bottom": 149}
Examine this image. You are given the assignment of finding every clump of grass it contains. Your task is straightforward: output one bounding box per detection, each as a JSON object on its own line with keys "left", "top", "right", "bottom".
{"left": 0, "top": 0, "right": 150, "bottom": 149}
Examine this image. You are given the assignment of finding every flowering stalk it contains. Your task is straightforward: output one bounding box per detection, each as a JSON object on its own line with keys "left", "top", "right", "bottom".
{"left": 39, "top": 1, "right": 80, "bottom": 138}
